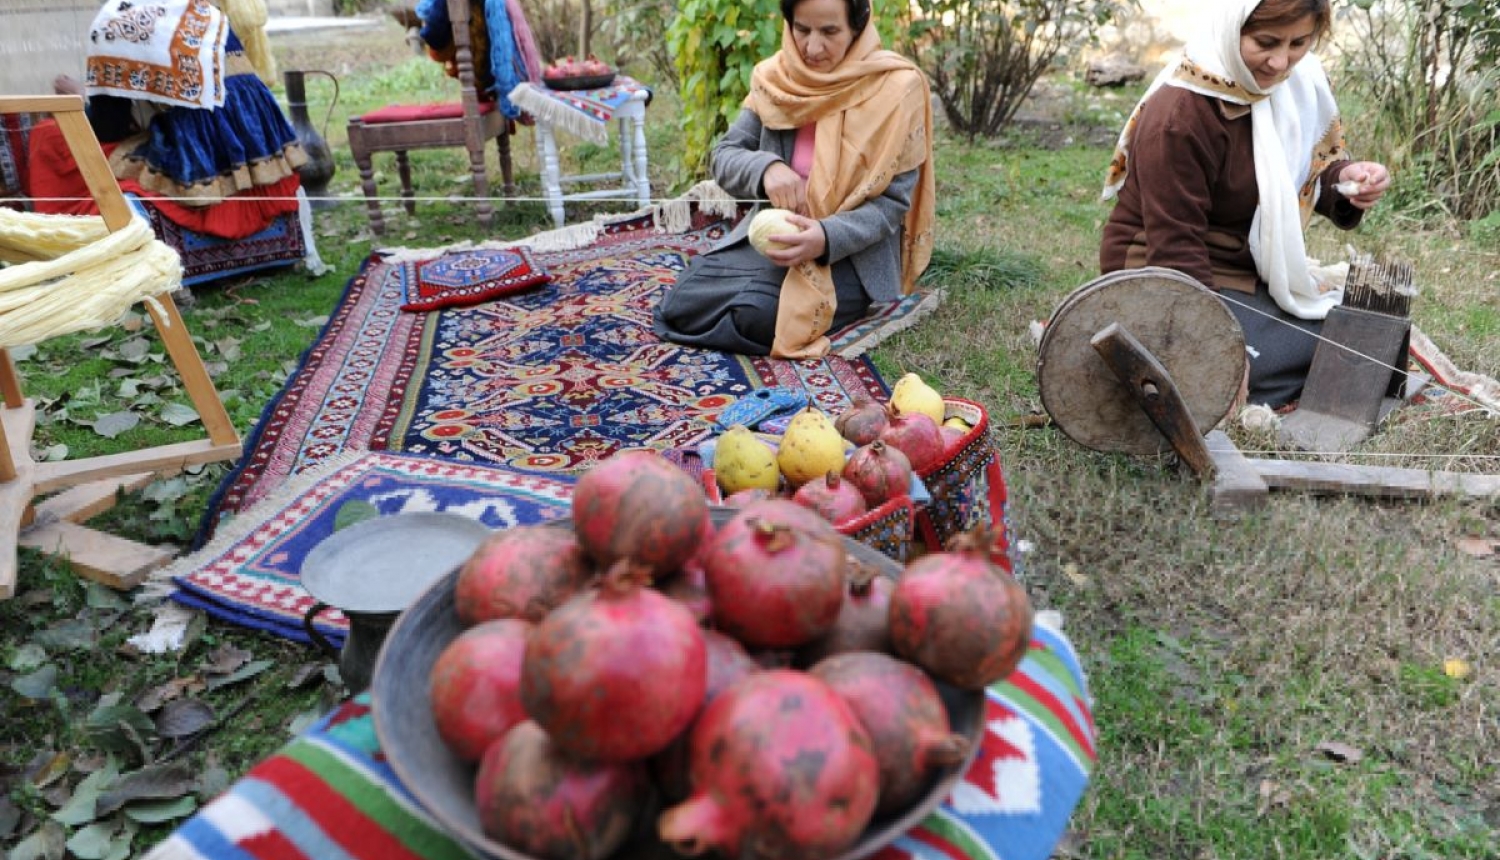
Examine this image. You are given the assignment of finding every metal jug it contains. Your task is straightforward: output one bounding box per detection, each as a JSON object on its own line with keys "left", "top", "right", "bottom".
{"left": 282, "top": 69, "right": 339, "bottom": 205}
{"left": 300, "top": 511, "right": 491, "bottom": 693}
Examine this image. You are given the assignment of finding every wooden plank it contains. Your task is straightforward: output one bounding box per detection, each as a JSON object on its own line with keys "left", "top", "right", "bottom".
{"left": 52, "top": 109, "right": 136, "bottom": 231}
{"left": 0, "top": 349, "right": 23, "bottom": 409}
{"left": 18, "top": 521, "right": 175, "bottom": 591}
{"left": 0, "top": 95, "right": 88, "bottom": 115}
{"left": 1090, "top": 321, "right": 1216, "bottom": 477}
{"left": 142, "top": 294, "right": 240, "bottom": 448}
{"left": 1251, "top": 459, "right": 1500, "bottom": 500}
{"left": 32, "top": 439, "right": 241, "bottom": 496}
{"left": 1204, "top": 431, "right": 1268, "bottom": 517}
{"left": 34, "top": 472, "right": 163, "bottom": 525}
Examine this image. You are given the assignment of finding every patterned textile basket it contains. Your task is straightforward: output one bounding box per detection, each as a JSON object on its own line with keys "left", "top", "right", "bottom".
{"left": 700, "top": 470, "right": 916, "bottom": 562}
{"left": 915, "top": 397, "right": 1012, "bottom": 571}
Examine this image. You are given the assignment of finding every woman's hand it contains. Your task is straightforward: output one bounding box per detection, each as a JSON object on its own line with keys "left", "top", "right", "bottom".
{"left": 1336, "top": 161, "right": 1391, "bottom": 210}
{"left": 761, "top": 162, "right": 808, "bottom": 216}
{"left": 761, "top": 213, "right": 827, "bottom": 268}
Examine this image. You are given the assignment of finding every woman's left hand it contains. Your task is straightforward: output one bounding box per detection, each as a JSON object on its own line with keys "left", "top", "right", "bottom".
{"left": 1337, "top": 161, "right": 1391, "bottom": 210}
{"left": 761, "top": 213, "right": 828, "bottom": 268}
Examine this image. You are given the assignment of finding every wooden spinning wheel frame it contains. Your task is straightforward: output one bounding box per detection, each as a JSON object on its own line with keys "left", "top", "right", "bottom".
{"left": 0, "top": 95, "right": 241, "bottom": 598}
{"left": 1037, "top": 269, "right": 1500, "bottom": 514}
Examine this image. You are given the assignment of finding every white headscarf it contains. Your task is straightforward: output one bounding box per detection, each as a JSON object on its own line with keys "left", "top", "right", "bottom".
{"left": 1103, "top": 0, "right": 1348, "bottom": 320}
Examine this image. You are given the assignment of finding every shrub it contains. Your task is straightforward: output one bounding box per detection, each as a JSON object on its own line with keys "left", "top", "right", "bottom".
{"left": 1333, "top": 0, "right": 1500, "bottom": 223}
{"left": 599, "top": 1, "right": 679, "bottom": 88}
{"left": 900, "top": 0, "right": 1130, "bottom": 141}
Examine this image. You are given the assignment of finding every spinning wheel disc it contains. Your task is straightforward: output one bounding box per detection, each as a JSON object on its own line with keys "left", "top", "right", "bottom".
{"left": 1037, "top": 268, "right": 1246, "bottom": 455}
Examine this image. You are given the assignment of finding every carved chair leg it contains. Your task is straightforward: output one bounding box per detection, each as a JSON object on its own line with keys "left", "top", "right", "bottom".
{"left": 396, "top": 151, "right": 415, "bottom": 216}
{"left": 497, "top": 123, "right": 516, "bottom": 200}
{"left": 469, "top": 143, "right": 494, "bottom": 229}
{"left": 350, "top": 129, "right": 385, "bottom": 236}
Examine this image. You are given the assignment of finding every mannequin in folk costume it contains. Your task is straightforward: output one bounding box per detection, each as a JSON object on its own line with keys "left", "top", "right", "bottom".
{"left": 654, "top": 0, "right": 935, "bottom": 359}
{"left": 1099, "top": 0, "right": 1390, "bottom": 409}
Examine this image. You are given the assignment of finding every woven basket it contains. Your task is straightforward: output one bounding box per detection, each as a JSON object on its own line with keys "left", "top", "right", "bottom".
{"left": 700, "top": 470, "right": 916, "bottom": 562}
{"left": 914, "top": 397, "right": 1012, "bottom": 571}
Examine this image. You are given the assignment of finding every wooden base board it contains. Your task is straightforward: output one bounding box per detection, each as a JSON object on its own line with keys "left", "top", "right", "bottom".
{"left": 18, "top": 521, "right": 176, "bottom": 591}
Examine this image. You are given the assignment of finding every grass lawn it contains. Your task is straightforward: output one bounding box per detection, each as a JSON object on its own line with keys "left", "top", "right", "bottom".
{"left": 2, "top": 18, "right": 1497, "bottom": 859}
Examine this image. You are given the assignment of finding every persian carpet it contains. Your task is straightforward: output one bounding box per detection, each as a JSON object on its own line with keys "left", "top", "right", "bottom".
{"left": 143, "top": 615, "right": 1094, "bottom": 860}
{"left": 163, "top": 451, "right": 574, "bottom": 645}
{"left": 202, "top": 204, "right": 930, "bottom": 537}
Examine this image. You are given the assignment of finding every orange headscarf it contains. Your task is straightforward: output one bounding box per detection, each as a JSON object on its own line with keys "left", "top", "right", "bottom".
{"left": 746, "top": 20, "right": 935, "bottom": 359}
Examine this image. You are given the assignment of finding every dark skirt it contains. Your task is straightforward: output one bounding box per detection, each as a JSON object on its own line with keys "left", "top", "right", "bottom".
{"left": 1217, "top": 282, "right": 1323, "bottom": 409}
{"left": 653, "top": 239, "right": 871, "bottom": 355}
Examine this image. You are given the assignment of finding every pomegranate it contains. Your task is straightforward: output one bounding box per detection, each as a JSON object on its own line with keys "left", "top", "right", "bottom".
{"left": 521, "top": 562, "right": 707, "bottom": 761}
{"left": 650, "top": 629, "right": 759, "bottom": 803}
{"left": 810, "top": 652, "right": 971, "bottom": 817}
{"left": 879, "top": 407, "right": 946, "bottom": 473}
{"left": 429, "top": 619, "right": 531, "bottom": 762}
{"left": 798, "top": 558, "right": 896, "bottom": 665}
{"left": 792, "top": 470, "right": 868, "bottom": 526}
{"left": 658, "top": 561, "right": 711, "bottom": 625}
{"left": 454, "top": 526, "right": 592, "bottom": 626}
{"left": 657, "top": 670, "right": 878, "bottom": 859}
{"left": 888, "top": 527, "right": 1033, "bottom": 690}
{"left": 572, "top": 451, "right": 709, "bottom": 578}
{"left": 841, "top": 440, "right": 913, "bottom": 508}
{"left": 702, "top": 500, "right": 847, "bottom": 649}
{"left": 475, "top": 720, "right": 650, "bottom": 860}
{"left": 834, "top": 398, "right": 889, "bottom": 446}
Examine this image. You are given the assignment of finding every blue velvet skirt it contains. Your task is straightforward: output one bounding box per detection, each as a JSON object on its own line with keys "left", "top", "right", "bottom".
{"left": 108, "top": 30, "right": 306, "bottom": 205}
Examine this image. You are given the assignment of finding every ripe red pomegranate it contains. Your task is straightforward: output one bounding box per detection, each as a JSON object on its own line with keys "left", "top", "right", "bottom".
{"left": 657, "top": 670, "right": 879, "bottom": 859}
{"left": 429, "top": 619, "right": 531, "bottom": 762}
{"left": 650, "top": 629, "right": 759, "bottom": 803}
{"left": 475, "top": 720, "right": 650, "bottom": 860}
{"left": 889, "top": 528, "right": 1034, "bottom": 690}
{"left": 521, "top": 562, "right": 707, "bottom": 761}
{"left": 701, "top": 500, "right": 847, "bottom": 649}
{"left": 834, "top": 398, "right": 889, "bottom": 446}
{"left": 841, "top": 440, "right": 913, "bottom": 508}
{"left": 810, "top": 651, "right": 971, "bottom": 817}
{"left": 572, "top": 451, "right": 709, "bottom": 578}
{"left": 798, "top": 559, "right": 896, "bottom": 665}
{"left": 879, "top": 408, "right": 946, "bottom": 473}
{"left": 791, "top": 470, "right": 868, "bottom": 526}
{"left": 454, "top": 526, "right": 592, "bottom": 626}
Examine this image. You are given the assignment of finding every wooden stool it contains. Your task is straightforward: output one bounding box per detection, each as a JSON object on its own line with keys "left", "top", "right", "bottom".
{"left": 0, "top": 95, "right": 241, "bottom": 598}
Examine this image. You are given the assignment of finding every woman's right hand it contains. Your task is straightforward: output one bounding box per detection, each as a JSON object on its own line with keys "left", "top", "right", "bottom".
{"left": 761, "top": 162, "right": 808, "bottom": 216}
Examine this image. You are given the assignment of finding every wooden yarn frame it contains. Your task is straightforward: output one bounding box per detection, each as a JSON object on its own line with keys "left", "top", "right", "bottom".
{"left": 0, "top": 95, "right": 241, "bottom": 598}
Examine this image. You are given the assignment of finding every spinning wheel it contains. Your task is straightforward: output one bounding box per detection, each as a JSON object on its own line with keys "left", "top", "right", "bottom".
{"left": 1037, "top": 268, "right": 1245, "bottom": 467}
{"left": 0, "top": 95, "right": 241, "bottom": 598}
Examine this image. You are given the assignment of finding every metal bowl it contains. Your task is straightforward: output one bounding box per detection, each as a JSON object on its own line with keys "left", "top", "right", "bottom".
{"left": 371, "top": 510, "right": 984, "bottom": 860}
{"left": 541, "top": 71, "right": 617, "bottom": 91}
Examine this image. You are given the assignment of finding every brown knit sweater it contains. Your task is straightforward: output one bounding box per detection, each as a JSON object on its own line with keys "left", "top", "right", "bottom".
{"left": 1100, "top": 85, "right": 1362, "bottom": 293}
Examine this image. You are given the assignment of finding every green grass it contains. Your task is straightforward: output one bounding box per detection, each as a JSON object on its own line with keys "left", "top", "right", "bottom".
{"left": 2, "top": 17, "right": 1498, "bottom": 858}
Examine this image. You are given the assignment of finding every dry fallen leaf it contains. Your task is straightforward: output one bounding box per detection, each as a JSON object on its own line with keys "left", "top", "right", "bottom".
{"left": 1443, "top": 658, "right": 1473, "bottom": 680}
{"left": 1455, "top": 537, "right": 1497, "bottom": 558}
{"left": 1314, "top": 740, "right": 1364, "bottom": 764}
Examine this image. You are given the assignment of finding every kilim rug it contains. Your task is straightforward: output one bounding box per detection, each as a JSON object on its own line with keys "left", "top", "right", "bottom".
{"left": 162, "top": 451, "right": 575, "bottom": 646}
{"left": 144, "top": 615, "right": 1094, "bottom": 860}
{"left": 201, "top": 195, "right": 936, "bottom": 539}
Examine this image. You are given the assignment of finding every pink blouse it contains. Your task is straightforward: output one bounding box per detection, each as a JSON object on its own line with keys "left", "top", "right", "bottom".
{"left": 790, "top": 124, "right": 816, "bottom": 179}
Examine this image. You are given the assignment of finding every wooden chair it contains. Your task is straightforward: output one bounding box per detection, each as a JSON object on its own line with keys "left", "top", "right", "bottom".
{"left": 347, "top": 0, "right": 517, "bottom": 235}
{"left": 0, "top": 95, "right": 241, "bottom": 598}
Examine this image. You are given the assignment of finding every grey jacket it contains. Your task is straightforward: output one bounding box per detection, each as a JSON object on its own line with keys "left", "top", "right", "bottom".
{"left": 711, "top": 107, "right": 918, "bottom": 303}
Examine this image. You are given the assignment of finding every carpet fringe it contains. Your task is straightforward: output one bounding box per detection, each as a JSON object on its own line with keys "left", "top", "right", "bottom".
{"left": 833, "top": 289, "right": 944, "bottom": 359}
{"left": 139, "top": 448, "right": 374, "bottom": 602}
{"left": 375, "top": 180, "right": 742, "bottom": 264}
{"left": 506, "top": 84, "right": 612, "bottom": 145}
{"left": 1408, "top": 323, "right": 1500, "bottom": 416}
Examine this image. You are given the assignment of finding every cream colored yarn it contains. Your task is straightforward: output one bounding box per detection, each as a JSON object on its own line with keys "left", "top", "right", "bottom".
{"left": 0, "top": 209, "right": 182, "bottom": 350}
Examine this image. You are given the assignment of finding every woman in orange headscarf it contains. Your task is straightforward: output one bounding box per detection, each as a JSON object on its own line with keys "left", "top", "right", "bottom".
{"left": 654, "top": 0, "right": 935, "bottom": 359}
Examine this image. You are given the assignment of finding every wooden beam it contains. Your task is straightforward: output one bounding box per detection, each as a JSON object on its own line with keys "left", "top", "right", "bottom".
{"left": 0, "top": 95, "right": 88, "bottom": 114}
{"left": 32, "top": 439, "right": 242, "bottom": 496}
{"left": 18, "top": 521, "right": 175, "bottom": 591}
{"left": 1250, "top": 459, "right": 1500, "bottom": 500}
{"left": 1204, "top": 430, "right": 1268, "bottom": 517}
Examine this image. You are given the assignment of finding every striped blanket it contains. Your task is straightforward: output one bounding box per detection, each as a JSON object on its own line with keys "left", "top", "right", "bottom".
{"left": 145, "top": 618, "right": 1094, "bottom": 860}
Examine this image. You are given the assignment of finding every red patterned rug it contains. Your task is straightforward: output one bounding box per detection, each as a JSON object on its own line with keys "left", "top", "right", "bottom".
{"left": 203, "top": 206, "right": 898, "bottom": 537}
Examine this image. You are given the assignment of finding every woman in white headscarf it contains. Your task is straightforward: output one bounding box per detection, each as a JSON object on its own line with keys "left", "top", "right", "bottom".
{"left": 1099, "top": 0, "right": 1390, "bottom": 409}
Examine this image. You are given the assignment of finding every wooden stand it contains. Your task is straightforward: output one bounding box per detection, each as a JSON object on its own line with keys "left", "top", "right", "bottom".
{"left": 1278, "top": 304, "right": 1412, "bottom": 451}
{"left": 1038, "top": 270, "right": 1500, "bottom": 517}
{"left": 0, "top": 95, "right": 242, "bottom": 598}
